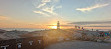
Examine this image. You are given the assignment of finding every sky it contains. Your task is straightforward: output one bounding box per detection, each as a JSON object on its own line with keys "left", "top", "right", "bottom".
{"left": 0, "top": 0, "right": 111, "bottom": 29}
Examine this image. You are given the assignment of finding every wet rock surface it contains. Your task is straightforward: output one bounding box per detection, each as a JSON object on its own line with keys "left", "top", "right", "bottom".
{"left": 45, "top": 40, "right": 111, "bottom": 49}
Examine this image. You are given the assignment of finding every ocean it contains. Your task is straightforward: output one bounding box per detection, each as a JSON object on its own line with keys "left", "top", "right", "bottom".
{"left": 0, "top": 28, "right": 45, "bottom": 32}
{"left": 0, "top": 28, "right": 111, "bottom": 32}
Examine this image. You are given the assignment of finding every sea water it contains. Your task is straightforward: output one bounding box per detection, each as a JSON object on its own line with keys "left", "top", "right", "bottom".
{"left": 0, "top": 28, "right": 45, "bottom": 32}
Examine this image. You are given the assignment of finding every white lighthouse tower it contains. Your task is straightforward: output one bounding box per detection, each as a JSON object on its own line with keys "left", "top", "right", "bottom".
{"left": 57, "top": 21, "right": 60, "bottom": 29}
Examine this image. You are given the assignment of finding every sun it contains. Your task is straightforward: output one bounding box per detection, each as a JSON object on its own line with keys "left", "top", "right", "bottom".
{"left": 51, "top": 26, "right": 57, "bottom": 29}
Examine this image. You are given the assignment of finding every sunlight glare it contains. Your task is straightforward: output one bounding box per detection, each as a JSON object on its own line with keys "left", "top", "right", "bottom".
{"left": 51, "top": 26, "right": 57, "bottom": 29}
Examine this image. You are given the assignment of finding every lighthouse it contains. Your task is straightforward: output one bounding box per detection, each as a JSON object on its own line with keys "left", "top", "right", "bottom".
{"left": 57, "top": 21, "right": 60, "bottom": 29}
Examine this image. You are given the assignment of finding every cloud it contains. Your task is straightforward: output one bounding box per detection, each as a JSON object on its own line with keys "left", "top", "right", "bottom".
{"left": 33, "top": 0, "right": 61, "bottom": 17}
{"left": 37, "top": 3, "right": 46, "bottom": 8}
{"left": 37, "top": 0, "right": 51, "bottom": 8}
{"left": 69, "top": 21, "right": 111, "bottom": 25}
{"left": 42, "top": 6, "right": 57, "bottom": 15}
{"left": 84, "top": 26, "right": 111, "bottom": 27}
{"left": 0, "top": 16, "right": 9, "bottom": 20}
{"left": 33, "top": 11, "right": 50, "bottom": 16}
{"left": 41, "top": 0, "right": 51, "bottom": 3}
{"left": 76, "top": 3, "right": 109, "bottom": 12}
